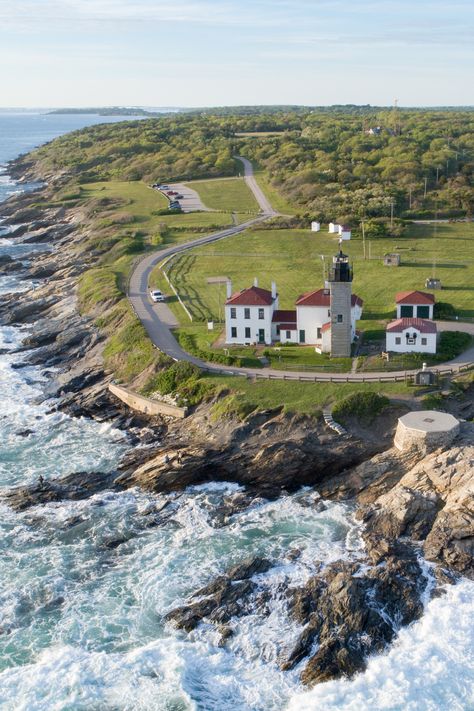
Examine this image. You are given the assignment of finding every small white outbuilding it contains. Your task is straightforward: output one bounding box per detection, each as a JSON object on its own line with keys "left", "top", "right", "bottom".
{"left": 311, "top": 221, "right": 321, "bottom": 232}
{"left": 328, "top": 222, "right": 340, "bottom": 234}
{"left": 386, "top": 317, "right": 437, "bottom": 354}
{"left": 338, "top": 224, "right": 351, "bottom": 241}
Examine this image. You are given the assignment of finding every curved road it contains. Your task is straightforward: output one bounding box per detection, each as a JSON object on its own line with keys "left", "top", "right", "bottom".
{"left": 128, "top": 159, "right": 474, "bottom": 382}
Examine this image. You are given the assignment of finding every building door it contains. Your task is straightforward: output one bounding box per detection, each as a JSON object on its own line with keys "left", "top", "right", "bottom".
{"left": 299, "top": 329, "right": 306, "bottom": 343}
{"left": 258, "top": 329, "right": 265, "bottom": 344}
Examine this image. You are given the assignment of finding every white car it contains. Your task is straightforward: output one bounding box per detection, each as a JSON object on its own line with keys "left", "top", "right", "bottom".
{"left": 150, "top": 289, "right": 165, "bottom": 303}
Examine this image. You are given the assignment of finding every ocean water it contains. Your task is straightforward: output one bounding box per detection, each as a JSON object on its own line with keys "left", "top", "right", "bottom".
{"left": 0, "top": 112, "right": 473, "bottom": 711}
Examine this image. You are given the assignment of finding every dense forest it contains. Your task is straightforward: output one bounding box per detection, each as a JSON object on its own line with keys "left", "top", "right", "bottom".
{"left": 23, "top": 107, "right": 474, "bottom": 225}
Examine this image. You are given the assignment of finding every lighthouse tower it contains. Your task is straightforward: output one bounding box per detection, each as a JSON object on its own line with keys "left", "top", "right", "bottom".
{"left": 328, "top": 242, "right": 353, "bottom": 357}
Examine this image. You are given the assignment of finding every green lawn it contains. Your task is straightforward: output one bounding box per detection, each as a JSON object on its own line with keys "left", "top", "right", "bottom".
{"left": 202, "top": 374, "right": 412, "bottom": 417}
{"left": 158, "top": 223, "right": 474, "bottom": 328}
{"left": 263, "top": 345, "right": 352, "bottom": 372}
{"left": 185, "top": 177, "right": 259, "bottom": 213}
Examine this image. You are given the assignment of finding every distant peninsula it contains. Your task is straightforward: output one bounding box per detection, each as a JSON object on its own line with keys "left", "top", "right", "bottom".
{"left": 47, "top": 106, "right": 180, "bottom": 117}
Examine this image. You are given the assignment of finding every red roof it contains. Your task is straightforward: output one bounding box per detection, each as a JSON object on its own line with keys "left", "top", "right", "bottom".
{"left": 272, "top": 309, "right": 297, "bottom": 324}
{"left": 296, "top": 288, "right": 363, "bottom": 308}
{"left": 395, "top": 290, "right": 435, "bottom": 305}
{"left": 279, "top": 323, "right": 297, "bottom": 330}
{"left": 386, "top": 318, "right": 437, "bottom": 334}
{"left": 226, "top": 286, "right": 274, "bottom": 306}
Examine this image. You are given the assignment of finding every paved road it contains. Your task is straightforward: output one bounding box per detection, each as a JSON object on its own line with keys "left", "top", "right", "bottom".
{"left": 128, "top": 160, "right": 474, "bottom": 382}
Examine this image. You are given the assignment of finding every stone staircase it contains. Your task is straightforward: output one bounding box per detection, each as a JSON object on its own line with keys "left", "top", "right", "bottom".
{"left": 323, "top": 409, "right": 347, "bottom": 436}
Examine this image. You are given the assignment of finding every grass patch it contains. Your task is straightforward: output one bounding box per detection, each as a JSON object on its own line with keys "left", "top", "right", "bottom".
{"left": 251, "top": 163, "right": 297, "bottom": 215}
{"left": 202, "top": 374, "right": 411, "bottom": 416}
{"left": 263, "top": 345, "right": 352, "bottom": 372}
{"left": 185, "top": 177, "right": 259, "bottom": 213}
{"left": 103, "top": 307, "right": 158, "bottom": 382}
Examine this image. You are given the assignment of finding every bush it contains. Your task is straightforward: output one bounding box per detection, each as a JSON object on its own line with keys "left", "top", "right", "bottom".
{"left": 151, "top": 360, "right": 201, "bottom": 395}
{"left": 438, "top": 331, "right": 472, "bottom": 360}
{"left": 434, "top": 302, "right": 456, "bottom": 319}
{"left": 332, "top": 392, "right": 390, "bottom": 423}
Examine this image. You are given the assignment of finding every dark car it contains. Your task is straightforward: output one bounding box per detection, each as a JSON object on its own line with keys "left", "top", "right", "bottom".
{"left": 175, "top": 194, "right": 184, "bottom": 199}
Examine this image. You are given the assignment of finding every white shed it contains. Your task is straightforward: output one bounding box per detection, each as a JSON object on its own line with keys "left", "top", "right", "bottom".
{"left": 311, "top": 221, "right": 321, "bottom": 232}
{"left": 328, "top": 222, "right": 340, "bottom": 234}
{"left": 386, "top": 318, "right": 437, "bottom": 354}
{"left": 338, "top": 224, "right": 351, "bottom": 241}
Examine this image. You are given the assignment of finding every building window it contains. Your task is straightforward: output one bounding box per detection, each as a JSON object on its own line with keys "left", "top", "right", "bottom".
{"left": 328, "top": 310, "right": 331, "bottom": 317}
{"left": 245, "top": 327, "right": 251, "bottom": 338}
{"left": 286, "top": 330, "right": 291, "bottom": 339}
{"left": 299, "top": 330, "right": 305, "bottom": 344}
{"left": 231, "top": 327, "right": 237, "bottom": 338}
{"left": 317, "top": 327, "right": 322, "bottom": 339}
{"left": 258, "top": 308, "right": 265, "bottom": 320}
{"left": 276, "top": 326, "right": 280, "bottom": 335}
{"left": 421, "top": 337, "right": 427, "bottom": 345}
{"left": 230, "top": 307, "right": 236, "bottom": 319}
{"left": 337, "top": 314, "right": 343, "bottom": 323}
{"left": 244, "top": 308, "right": 250, "bottom": 319}
{"left": 417, "top": 306, "right": 429, "bottom": 319}
{"left": 400, "top": 305, "right": 413, "bottom": 318}
{"left": 395, "top": 337, "right": 401, "bottom": 344}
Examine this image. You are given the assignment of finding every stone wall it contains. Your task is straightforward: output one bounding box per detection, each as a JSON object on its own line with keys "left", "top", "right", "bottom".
{"left": 109, "top": 383, "right": 188, "bottom": 419}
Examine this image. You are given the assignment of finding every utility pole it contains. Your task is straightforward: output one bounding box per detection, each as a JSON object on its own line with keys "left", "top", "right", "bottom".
{"left": 390, "top": 199, "right": 394, "bottom": 231}
{"left": 409, "top": 187, "right": 413, "bottom": 209}
{"left": 424, "top": 176, "right": 428, "bottom": 199}
{"left": 361, "top": 220, "right": 366, "bottom": 259}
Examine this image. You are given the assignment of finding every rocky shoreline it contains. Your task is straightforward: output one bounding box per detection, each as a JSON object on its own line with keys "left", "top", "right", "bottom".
{"left": 1, "top": 173, "right": 473, "bottom": 687}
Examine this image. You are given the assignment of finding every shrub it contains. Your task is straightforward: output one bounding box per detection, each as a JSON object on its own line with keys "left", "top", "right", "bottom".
{"left": 332, "top": 392, "right": 390, "bottom": 423}
{"left": 433, "top": 302, "right": 456, "bottom": 319}
{"left": 437, "top": 331, "right": 472, "bottom": 360}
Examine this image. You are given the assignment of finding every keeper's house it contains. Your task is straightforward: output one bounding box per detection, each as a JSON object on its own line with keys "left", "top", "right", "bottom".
{"left": 386, "top": 318, "right": 437, "bottom": 354}
{"left": 395, "top": 290, "right": 435, "bottom": 319}
{"left": 224, "top": 279, "right": 278, "bottom": 345}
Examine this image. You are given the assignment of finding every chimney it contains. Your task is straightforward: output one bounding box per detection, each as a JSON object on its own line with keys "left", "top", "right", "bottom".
{"left": 253, "top": 277, "right": 259, "bottom": 287}
{"left": 226, "top": 280, "right": 232, "bottom": 299}
{"left": 271, "top": 281, "right": 277, "bottom": 299}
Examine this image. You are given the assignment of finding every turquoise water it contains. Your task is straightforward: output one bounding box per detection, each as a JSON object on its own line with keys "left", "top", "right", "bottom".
{"left": 0, "top": 112, "right": 473, "bottom": 711}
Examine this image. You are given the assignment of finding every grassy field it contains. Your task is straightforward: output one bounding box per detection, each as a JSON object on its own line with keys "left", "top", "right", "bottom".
{"left": 202, "top": 374, "right": 412, "bottom": 417}
{"left": 158, "top": 223, "right": 474, "bottom": 328}
{"left": 185, "top": 177, "right": 259, "bottom": 213}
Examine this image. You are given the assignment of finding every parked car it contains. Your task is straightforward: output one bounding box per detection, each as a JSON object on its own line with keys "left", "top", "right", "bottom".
{"left": 175, "top": 194, "right": 184, "bottom": 199}
{"left": 169, "top": 201, "right": 180, "bottom": 208}
{"left": 158, "top": 184, "right": 169, "bottom": 189}
{"left": 167, "top": 190, "right": 178, "bottom": 196}
{"left": 149, "top": 289, "right": 165, "bottom": 303}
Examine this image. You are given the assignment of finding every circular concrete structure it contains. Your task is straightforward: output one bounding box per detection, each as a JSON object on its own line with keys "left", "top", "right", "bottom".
{"left": 394, "top": 410, "right": 460, "bottom": 453}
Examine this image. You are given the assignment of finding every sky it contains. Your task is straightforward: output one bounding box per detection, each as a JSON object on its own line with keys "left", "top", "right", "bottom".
{"left": 1, "top": 0, "right": 473, "bottom": 108}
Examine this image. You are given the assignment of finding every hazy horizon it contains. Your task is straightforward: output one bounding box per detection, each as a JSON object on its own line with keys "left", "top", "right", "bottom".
{"left": 1, "top": 0, "right": 473, "bottom": 108}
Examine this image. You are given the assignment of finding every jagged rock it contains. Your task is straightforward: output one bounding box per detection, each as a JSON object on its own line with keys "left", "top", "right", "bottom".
{"left": 3, "top": 297, "right": 59, "bottom": 325}
{"left": 284, "top": 542, "right": 425, "bottom": 686}
{"left": 359, "top": 430, "right": 474, "bottom": 576}
{"left": 3, "top": 471, "right": 122, "bottom": 512}
{"left": 165, "top": 556, "right": 272, "bottom": 632}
